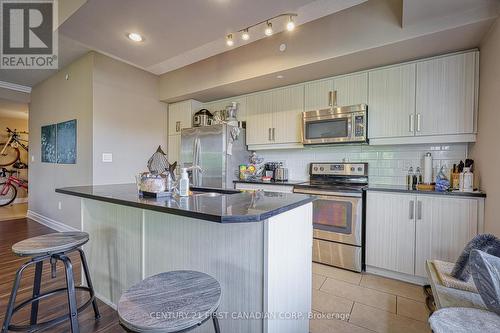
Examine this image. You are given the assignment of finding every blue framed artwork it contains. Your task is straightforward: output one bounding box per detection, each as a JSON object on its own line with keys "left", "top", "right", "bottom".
{"left": 41, "top": 119, "right": 77, "bottom": 164}
{"left": 56, "top": 119, "right": 77, "bottom": 164}
{"left": 41, "top": 124, "right": 56, "bottom": 163}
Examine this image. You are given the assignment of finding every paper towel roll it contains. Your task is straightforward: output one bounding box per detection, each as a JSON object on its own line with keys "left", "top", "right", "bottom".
{"left": 424, "top": 153, "right": 433, "bottom": 184}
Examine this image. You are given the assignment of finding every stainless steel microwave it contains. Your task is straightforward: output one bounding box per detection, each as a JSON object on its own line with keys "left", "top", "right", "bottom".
{"left": 302, "top": 104, "right": 367, "bottom": 145}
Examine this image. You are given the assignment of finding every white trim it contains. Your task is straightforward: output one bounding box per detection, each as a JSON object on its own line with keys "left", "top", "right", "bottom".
{"left": 0, "top": 80, "right": 31, "bottom": 93}
{"left": 365, "top": 265, "right": 428, "bottom": 286}
{"left": 26, "top": 210, "right": 79, "bottom": 232}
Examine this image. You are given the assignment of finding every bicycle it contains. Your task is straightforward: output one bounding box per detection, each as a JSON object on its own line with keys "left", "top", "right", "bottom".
{"left": 0, "top": 127, "right": 29, "bottom": 167}
{"left": 0, "top": 168, "right": 28, "bottom": 207}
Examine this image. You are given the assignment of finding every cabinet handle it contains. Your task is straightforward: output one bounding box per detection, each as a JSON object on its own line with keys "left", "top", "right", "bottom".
{"left": 409, "top": 114, "right": 415, "bottom": 132}
{"left": 268, "top": 128, "right": 272, "bottom": 141}
{"left": 417, "top": 201, "right": 422, "bottom": 220}
{"left": 328, "top": 91, "right": 337, "bottom": 107}
{"left": 409, "top": 200, "right": 414, "bottom": 220}
{"left": 272, "top": 128, "right": 275, "bottom": 141}
{"left": 416, "top": 114, "right": 421, "bottom": 132}
{"left": 176, "top": 121, "right": 181, "bottom": 132}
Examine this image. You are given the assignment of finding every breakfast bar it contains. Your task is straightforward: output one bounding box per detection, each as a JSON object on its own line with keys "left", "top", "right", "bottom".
{"left": 56, "top": 184, "right": 314, "bottom": 333}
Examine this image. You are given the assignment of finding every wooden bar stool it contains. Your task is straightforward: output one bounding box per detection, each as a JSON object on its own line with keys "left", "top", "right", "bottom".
{"left": 118, "top": 270, "right": 222, "bottom": 333}
{"left": 1, "top": 232, "right": 100, "bottom": 333}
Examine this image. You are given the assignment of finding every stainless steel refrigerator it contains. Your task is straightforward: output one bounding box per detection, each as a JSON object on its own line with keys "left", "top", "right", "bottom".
{"left": 180, "top": 124, "right": 248, "bottom": 189}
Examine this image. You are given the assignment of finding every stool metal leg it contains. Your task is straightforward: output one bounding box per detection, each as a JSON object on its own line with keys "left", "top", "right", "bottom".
{"left": 212, "top": 313, "right": 221, "bottom": 333}
{"left": 56, "top": 254, "right": 80, "bottom": 333}
{"left": 30, "top": 261, "right": 43, "bottom": 325}
{"left": 78, "top": 249, "right": 100, "bottom": 319}
{"left": 1, "top": 262, "right": 31, "bottom": 333}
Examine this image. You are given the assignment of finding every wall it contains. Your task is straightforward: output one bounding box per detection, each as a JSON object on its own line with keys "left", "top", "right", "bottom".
{"left": 259, "top": 144, "right": 468, "bottom": 184}
{"left": 29, "top": 53, "right": 94, "bottom": 230}
{"left": 0, "top": 116, "right": 29, "bottom": 198}
{"left": 470, "top": 18, "right": 500, "bottom": 236}
{"left": 29, "top": 52, "right": 168, "bottom": 230}
{"left": 92, "top": 53, "right": 167, "bottom": 185}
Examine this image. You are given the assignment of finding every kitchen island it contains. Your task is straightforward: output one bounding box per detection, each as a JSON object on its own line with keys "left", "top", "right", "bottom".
{"left": 56, "top": 184, "right": 314, "bottom": 333}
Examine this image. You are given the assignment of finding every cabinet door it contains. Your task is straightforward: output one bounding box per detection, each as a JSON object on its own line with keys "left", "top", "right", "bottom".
{"left": 415, "top": 196, "right": 478, "bottom": 277}
{"left": 167, "top": 134, "right": 181, "bottom": 165}
{"left": 416, "top": 52, "right": 477, "bottom": 136}
{"left": 333, "top": 72, "right": 368, "bottom": 106}
{"left": 366, "top": 192, "right": 416, "bottom": 275}
{"left": 304, "top": 79, "right": 334, "bottom": 111}
{"left": 168, "top": 101, "right": 195, "bottom": 134}
{"left": 272, "top": 85, "right": 304, "bottom": 144}
{"left": 246, "top": 91, "right": 274, "bottom": 145}
{"left": 368, "top": 64, "right": 416, "bottom": 139}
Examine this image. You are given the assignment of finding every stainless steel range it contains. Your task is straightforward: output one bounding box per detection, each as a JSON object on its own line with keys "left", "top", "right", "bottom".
{"left": 293, "top": 162, "right": 368, "bottom": 272}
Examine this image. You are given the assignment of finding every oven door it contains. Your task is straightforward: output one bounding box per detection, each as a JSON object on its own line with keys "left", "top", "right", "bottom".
{"left": 294, "top": 189, "right": 362, "bottom": 246}
{"left": 302, "top": 114, "right": 352, "bottom": 144}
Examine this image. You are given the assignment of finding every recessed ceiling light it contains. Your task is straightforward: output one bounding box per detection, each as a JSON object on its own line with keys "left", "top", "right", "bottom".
{"left": 127, "top": 32, "right": 143, "bottom": 42}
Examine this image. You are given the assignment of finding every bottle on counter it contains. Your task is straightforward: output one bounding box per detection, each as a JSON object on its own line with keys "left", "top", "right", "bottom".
{"left": 406, "top": 166, "right": 414, "bottom": 189}
{"left": 415, "top": 167, "right": 423, "bottom": 185}
{"left": 179, "top": 168, "right": 190, "bottom": 197}
{"left": 461, "top": 167, "right": 474, "bottom": 192}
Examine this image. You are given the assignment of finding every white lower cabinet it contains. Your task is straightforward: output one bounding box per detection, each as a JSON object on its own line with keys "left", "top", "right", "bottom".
{"left": 366, "top": 191, "right": 482, "bottom": 279}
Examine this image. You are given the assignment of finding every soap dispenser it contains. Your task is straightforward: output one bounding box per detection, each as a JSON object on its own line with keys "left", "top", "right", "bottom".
{"left": 179, "top": 168, "right": 190, "bottom": 197}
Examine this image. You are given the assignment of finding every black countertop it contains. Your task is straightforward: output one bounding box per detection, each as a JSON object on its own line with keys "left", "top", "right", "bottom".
{"left": 367, "top": 185, "right": 486, "bottom": 198}
{"left": 233, "top": 179, "right": 306, "bottom": 186}
{"left": 56, "top": 184, "right": 314, "bottom": 223}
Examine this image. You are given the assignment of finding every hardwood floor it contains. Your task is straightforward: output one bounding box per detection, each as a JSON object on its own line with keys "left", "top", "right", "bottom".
{"left": 0, "top": 218, "right": 125, "bottom": 332}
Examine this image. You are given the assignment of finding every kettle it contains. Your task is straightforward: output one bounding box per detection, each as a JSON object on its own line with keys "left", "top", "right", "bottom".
{"left": 193, "top": 109, "right": 213, "bottom": 127}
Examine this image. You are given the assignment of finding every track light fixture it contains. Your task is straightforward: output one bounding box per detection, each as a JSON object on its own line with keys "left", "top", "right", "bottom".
{"left": 226, "top": 34, "right": 234, "bottom": 46}
{"left": 264, "top": 21, "right": 273, "bottom": 36}
{"left": 226, "top": 13, "right": 297, "bottom": 46}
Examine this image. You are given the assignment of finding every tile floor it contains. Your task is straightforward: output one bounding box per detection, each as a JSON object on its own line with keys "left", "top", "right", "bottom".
{"left": 0, "top": 202, "right": 27, "bottom": 221}
{"left": 311, "top": 262, "right": 431, "bottom": 333}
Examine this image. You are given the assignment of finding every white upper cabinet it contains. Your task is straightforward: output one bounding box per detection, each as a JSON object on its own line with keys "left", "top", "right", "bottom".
{"left": 414, "top": 196, "right": 478, "bottom": 277}
{"left": 304, "top": 79, "right": 334, "bottom": 111}
{"left": 333, "top": 72, "right": 368, "bottom": 106}
{"left": 168, "top": 100, "right": 201, "bottom": 134}
{"left": 272, "top": 85, "right": 304, "bottom": 144}
{"left": 304, "top": 73, "right": 368, "bottom": 111}
{"left": 246, "top": 91, "right": 274, "bottom": 145}
{"left": 368, "top": 64, "right": 416, "bottom": 139}
{"left": 416, "top": 52, "right": 477, "bottom": 136}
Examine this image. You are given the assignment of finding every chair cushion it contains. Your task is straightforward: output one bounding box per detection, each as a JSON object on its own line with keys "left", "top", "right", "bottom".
{"left": 470, "top": 250, "right": 500, "bottom": 315}
{"left": 429, "top": 307, "right": 500, "bottom": 333}
{"left": 12, "top": 232, "right": 89, "bottom": 256}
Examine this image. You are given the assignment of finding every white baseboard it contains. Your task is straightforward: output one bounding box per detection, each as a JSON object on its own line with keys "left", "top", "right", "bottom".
{"left": 27, "top": 210, "right": 79, "bottom": 232}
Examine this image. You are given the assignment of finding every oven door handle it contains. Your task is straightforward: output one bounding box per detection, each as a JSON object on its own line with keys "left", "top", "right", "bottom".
{"left": 293, "top": 188, "right": 362, "bottom": 198}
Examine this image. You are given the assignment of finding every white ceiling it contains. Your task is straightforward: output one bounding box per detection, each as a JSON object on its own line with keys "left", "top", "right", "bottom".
{"left": 59, "top": 0, "right": 367, "bottom": 73}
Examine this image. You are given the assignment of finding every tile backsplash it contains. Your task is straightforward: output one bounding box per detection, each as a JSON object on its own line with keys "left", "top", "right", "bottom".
{"left": 257, "top": 143, "right": 469, "bottom": 185}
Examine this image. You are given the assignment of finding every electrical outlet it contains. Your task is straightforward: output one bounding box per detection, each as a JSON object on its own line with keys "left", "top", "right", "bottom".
{"left": 58, "top": 201, "right": 62, "bottom": 210}
{"left": 31, "top": 155, "right": 35, "bottom": 162}
{"left": 102, "top": 153, "right": 113, "bottom": 163}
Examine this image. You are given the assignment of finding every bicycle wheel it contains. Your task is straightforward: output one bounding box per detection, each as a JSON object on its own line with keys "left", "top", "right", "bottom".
{"left": 0, "top": 143, "right": 20, "bottom": 166}
{"left": 0, "top": 183, "right": 17, "bottom": 207}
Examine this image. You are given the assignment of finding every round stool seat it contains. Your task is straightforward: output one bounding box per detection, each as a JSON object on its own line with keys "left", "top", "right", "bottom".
{"left": 429, "top": 307, "right": 500, "bottom": 333}
{"left": 118, "top": 270, "right": 222, "bottom": 333}
{"left": 12, "top": 232, "right": 89, "bottom": 256}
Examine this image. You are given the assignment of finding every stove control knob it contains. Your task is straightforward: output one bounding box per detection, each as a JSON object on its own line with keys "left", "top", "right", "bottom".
{"left": 350, "top": 167, "right": 355, "bottom": 172}
{"left": 320, "top": 167, "right": 324, "bottom": 171}
{"left": 313, "top": 167, "right": 318, "bottom": 171}
{"left": 358, "top": 167, "right": 363, "bottom": 172}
